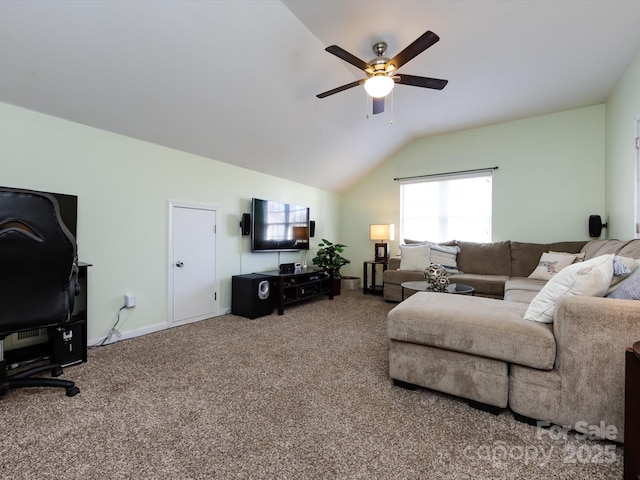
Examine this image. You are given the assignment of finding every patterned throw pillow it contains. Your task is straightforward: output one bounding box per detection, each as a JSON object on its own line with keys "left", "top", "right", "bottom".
{"left": 427, "top": 243, "right": 461, "bottom": 274}
{"left": 528, "top": 252, "right": 577, "bottom": 281}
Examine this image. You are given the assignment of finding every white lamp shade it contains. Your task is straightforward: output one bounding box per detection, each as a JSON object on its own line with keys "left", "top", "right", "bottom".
{"left": 364, "top": 75, "right": 394, "bottom": 98}
{"left": 370, "top": 224, "right": 395, "bottom": 241}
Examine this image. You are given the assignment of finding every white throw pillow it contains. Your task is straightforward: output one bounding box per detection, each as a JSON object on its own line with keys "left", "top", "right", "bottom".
{"left": 528, "top": 252, "right": 577, "bottom": 281}
{"left": 399, "top": 244, "right": 430, "bottom": 271}
{"left": 524, "top": 254, "right": 614, "bottom": 323}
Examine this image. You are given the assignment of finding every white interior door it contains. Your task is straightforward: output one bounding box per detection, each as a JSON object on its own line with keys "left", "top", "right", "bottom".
{"left": 169, "top": 202, "right": 218, "bottom": 324}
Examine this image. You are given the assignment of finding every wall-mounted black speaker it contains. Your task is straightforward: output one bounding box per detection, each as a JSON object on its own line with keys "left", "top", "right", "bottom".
{"left": 240, "top": 213, "right": 251, "bottom": 236}
{"left": 309, "top": 220, "right": 315, "bottom": 238}
{"left": 589, "top": 214, "right": 608, "bottom": 238}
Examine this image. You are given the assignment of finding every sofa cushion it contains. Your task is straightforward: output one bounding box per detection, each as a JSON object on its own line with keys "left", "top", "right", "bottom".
{"left": 387, "top": 292, "right": 556, "bottom": 370}
{"left": 388, "top": 256, "right": 401, "bottom": 271}
{"left": 524, "top": 254, "right": 614, "bottom": 323}
{"left": 504, "top": 277, "right": 547, "bottom": 304}
{"left": 510, "top": 241, "right": 586, "bottom": 277}
{"left": 383, "top": 268, "right": 424, "bottom": 286}
{"left": 616, "top": 239, "right": 640, "bottom": 260}
{"left": 456, "top": 241, "right": 511, "bottom": 275}
{"left": 581, "top": 239, "right": 631, "bottom": 260}
{"left": 448, "top": 273, "right": 509, "bottom": 298}
{"left": 503, "top": 288, "right": 539, "bottom": 304}
{"left": 505, "top": 277, "right": 548, "bottom": 292}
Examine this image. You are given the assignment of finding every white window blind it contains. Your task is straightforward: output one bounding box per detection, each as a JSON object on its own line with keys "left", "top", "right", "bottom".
{"left": 400, "top": 171, "right": 492, "bottom": 243}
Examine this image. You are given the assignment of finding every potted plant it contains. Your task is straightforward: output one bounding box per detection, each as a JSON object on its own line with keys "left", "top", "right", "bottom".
{"left": 312, "top": 239, "right": 351, "bottom": 295}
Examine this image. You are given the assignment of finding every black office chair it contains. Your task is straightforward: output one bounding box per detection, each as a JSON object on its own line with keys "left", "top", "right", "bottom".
{"left": 0, "top": 187, "right": 80, "bottom": 397}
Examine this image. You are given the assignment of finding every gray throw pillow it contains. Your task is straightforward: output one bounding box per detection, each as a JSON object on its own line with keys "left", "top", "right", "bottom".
{"left": 607, "top": 267, "right": 640, "bottom": 300}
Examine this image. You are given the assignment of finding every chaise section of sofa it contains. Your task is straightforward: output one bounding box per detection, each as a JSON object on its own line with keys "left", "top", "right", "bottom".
{"left": 388, "top": 293, "right": 555, "bottom": 408}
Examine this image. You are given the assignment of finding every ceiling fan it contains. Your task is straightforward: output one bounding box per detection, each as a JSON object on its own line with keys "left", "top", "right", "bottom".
{"left": 317, "top": 30, "right": 448, "bottom": 115}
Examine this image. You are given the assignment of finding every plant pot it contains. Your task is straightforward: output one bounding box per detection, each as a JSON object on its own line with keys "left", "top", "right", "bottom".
{"left": 331, "top": 277, "right": 341, "bottom": 296}
{"left": 341, "top": 276, "right": 361, "bottom": 290}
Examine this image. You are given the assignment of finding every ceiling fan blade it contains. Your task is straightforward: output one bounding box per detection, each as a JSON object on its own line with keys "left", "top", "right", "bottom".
{"left": 372, "top": 97, "right": 384, "bottom": 115}
{"left": 316, "top": 80, "right": 365, "bottom": 98}
{"left": 396, "top": 74, "right": 448, "bottom": 90}
{"left": 386, "top": 31, "right": 440, "bottom": 71}
{"left": 325, "top": 45, "right": 372, "bottom": 73}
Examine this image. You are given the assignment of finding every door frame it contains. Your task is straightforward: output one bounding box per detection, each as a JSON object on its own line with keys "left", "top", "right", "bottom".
{"left": 167, "top": 200, "right": 220, "bottom": 326}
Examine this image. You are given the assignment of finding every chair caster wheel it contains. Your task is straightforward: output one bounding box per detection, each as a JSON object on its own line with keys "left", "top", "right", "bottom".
{"left": 66, "top": 386, "right": 80, "bottom": 397}
{"left": 52, "top": 367, "right": 63, "bottom": 377}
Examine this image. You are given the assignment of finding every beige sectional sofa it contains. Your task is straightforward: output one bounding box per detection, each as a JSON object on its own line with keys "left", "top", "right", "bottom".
{"left": 386, "top": 239, "right": 640, "bottom": 443}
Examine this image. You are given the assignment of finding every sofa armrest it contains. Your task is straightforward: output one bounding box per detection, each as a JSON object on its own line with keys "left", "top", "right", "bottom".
{"left": 388, "top": 256, "right": 401, "bottom": 270}
{"left": 554, "top": 295, "right": 640, "bottom": 364}
{"left": 553, "top": 295, "right": 640, "bottom": 439}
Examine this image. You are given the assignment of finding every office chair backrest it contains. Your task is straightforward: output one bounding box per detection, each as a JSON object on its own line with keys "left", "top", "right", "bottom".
{"left": 0, "top": 187, "right": 78, "bottom": 336}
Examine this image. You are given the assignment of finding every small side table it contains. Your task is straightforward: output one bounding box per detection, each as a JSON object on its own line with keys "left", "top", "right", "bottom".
{"left": 363, "top": 260, "right": 387, "bottom": 295}
{"left": 625, "top": 342, "right": 640, "bottom": 479}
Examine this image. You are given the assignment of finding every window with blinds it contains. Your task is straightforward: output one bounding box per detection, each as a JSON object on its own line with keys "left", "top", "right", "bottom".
{"left": 399, "top": 171, "right": 492, "bottom": 243}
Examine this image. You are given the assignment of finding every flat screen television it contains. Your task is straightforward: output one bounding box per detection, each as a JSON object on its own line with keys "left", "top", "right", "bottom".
{"left": 1, "top": 186, "right": 77, "bottom": 240}
{"left": 47, "top": 191, "right": 78, "bottom": 240}
{"left": 251, "top": 198, "right": 310, "bottom": 252}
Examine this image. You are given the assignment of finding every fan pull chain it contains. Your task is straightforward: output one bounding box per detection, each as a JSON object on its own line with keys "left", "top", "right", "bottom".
{"left": 365, "top": 91, "right": 370, "bottom": 119}
{"left": 390, "top": 90, "right": 394, "bottom": 125}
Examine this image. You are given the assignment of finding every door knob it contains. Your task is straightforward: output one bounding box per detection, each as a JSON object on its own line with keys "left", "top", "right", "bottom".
{"left": 176, "top": 261, "right": 184, "bottom": 267}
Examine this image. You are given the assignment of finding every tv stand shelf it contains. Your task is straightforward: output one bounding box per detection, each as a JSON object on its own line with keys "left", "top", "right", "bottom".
{"left": 259, "top": 267, "right": 333, "bottom": 315}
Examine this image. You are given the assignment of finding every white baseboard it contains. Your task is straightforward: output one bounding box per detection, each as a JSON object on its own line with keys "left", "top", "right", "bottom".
{"left": 88, "top": 322, "right": 167, "bottom": 347}
{"left": 88, "top": 307, "right": 231, "bottom": 347}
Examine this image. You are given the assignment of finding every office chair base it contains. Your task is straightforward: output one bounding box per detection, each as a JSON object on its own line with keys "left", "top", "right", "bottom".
{"left": 0, "top": 360, "right": 80, "bottom": 398}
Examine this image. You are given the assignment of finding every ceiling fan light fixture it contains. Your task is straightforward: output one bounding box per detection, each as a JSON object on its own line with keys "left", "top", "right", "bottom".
{"left": 364, "top": 75, "right": 394, "bottom": 98}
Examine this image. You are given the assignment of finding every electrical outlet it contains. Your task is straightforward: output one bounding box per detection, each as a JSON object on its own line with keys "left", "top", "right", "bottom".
{"left": 124, "top": 294, "right": 136, "bottom": 308}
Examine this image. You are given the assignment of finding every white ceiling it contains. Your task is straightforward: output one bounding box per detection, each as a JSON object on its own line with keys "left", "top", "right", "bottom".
{"left": 1, "top": 1, "right": 640, "bottom": 192}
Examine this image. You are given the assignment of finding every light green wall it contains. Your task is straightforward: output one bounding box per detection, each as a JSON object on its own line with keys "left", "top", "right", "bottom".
{"left": 339, "top": 106, "right": 605, "bottom": 280}
{"left": 605, "top": 48, "right": 640, "bottom": 240}
{"left": 0, "top": 102, "right": 339, "bottom": 343}
{"left": 3, "top": 79, "right": 628, "bottom": 343}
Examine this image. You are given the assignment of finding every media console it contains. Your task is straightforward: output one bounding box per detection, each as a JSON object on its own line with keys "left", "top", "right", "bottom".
{"left": 259, "top": 267, "right": 333, "bottom": 315}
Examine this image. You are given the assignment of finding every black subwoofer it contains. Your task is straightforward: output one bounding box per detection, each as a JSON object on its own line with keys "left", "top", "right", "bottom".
{"left": 232, "top": 274, "right": 274, "bottom": 319}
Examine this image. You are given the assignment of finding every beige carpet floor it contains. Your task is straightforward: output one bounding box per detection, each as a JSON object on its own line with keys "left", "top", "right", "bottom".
{"left": 0, "top": 290, "right": 624, "bottom": 479}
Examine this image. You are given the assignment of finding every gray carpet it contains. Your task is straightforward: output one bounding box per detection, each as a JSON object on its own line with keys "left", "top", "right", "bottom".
{"left": 0, "top": 290, "right": 624, "bottom": 479}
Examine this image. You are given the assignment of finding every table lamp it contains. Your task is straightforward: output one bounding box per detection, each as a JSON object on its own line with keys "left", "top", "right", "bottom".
{"left": 370, "top": 224, "right": 395, "bottom": 262}
{"left": 292, "top": 225, "right": 309, "bottom": 246}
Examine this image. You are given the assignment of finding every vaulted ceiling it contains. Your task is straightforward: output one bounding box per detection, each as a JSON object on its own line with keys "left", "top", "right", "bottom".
{"left": 1, "top": 1, "right": 640, "bottom": 192}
